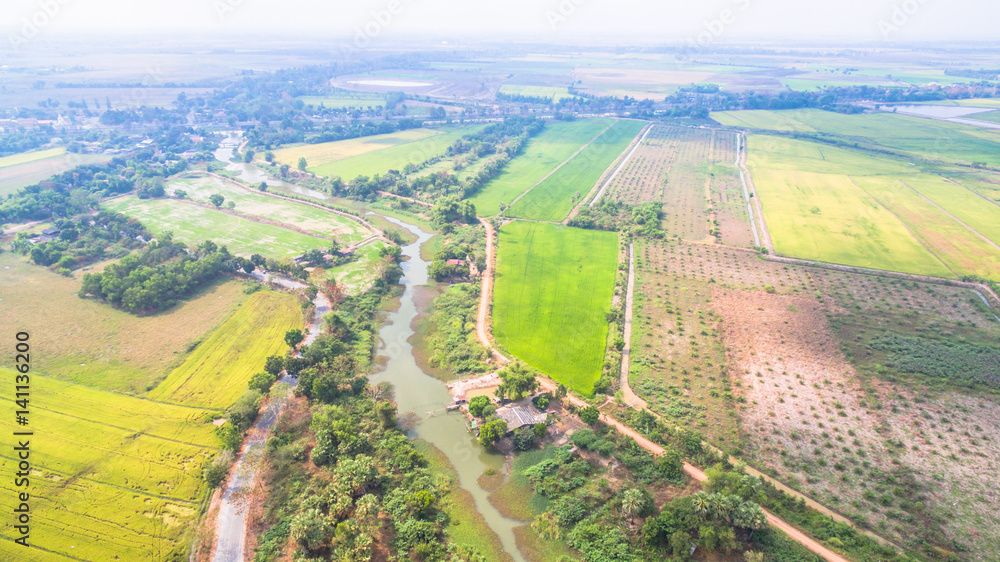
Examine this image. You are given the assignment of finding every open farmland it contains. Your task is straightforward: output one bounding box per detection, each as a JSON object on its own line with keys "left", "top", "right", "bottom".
{"left": 307, "top": 126, "right": 479, "bottom": 179}
{"left": 711, "top": 108, "right": 1000, "bottom": 167}
{"left": 102, "top": 196, "right": 331, "bottom": 258}
{"left": 493, "top": 222, "right": 617, "bottom": 394}
{"left": 509, "top": 119, "right": 646, "bottom": 222}
{"left": 0, "top": 149, "right": 110, "bottom": 197}
{"left": 146, "top": 290, "right": 300, "bottom": 409}
{"left": 169, "top": 173, "right": 370, "bottom": 243}
{"left": 272, "top": 128, "right": 443, "bottom": 169}
{"left": 0, "top": 253, "right": 247, "bottom": 393}
{"left": 744, "top": 135, "right": 1000, "bottom": 279}
{"left": 604, "top": 125, "right": 753, "bottom": 246}
{"left": 468, "top": 118, "right": 613, "bottom": 216}
{"left": 0, "top": 372, "right": 217, "bottom": 561}
{"left": 633, "top": 236, "right": 1000, "bottom": 557}
{"left": 298, "top": 92, "right": 384, "bottom": 108}
{"left": 498, "top": 84, "right": 578, "bottom": 101}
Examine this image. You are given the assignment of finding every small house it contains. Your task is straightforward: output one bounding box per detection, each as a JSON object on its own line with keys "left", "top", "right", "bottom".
{"left": 495, "top": 404, "right": 547, "bottom": 433}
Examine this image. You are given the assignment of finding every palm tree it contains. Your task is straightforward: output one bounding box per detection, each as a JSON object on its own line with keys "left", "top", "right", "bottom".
{"left": 621, "top": 489, "right": 645, "bottom": 523}
{"left": 691, "top": 491, "right": 712, "bottom": 520}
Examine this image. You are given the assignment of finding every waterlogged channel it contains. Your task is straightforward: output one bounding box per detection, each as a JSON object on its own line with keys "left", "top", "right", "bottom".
{"left": 370, "top": 215, "right": 525, "bottom": 561}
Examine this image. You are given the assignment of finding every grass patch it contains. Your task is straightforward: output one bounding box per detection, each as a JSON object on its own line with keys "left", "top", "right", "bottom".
{"left": 468, "top": 119, "right": 613, "bottom": 216}
{"left": 327, "top": 239, "right": 389, "bottom": 294}
{"left": 273, "top": 128, "right": 442, "bottom": 169}
{"left": 0, "top": 253, "right": 247, "bottom": 393}
{"left": 146, "top": 290, "right": 300, "bottom": 409}
{"left": 510, "top": 119, "right": 646, "bottom": 222}
{"left": 102, "top": 195, "right": 330, "bottom": 258}
{"left": 493, "top": 222, "right": 617, "bottom": 394}
{"left": 170, "top": 174, "right": 370, "bottom": 243}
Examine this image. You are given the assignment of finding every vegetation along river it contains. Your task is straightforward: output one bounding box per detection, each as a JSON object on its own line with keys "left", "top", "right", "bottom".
{"left": 369, "top": 215, "right": 525, "bottom": 561}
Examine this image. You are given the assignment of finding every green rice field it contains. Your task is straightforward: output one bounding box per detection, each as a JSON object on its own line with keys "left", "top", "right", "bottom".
{"left": 745, "top": 134, "right": 1000, "bottom": 279}
{"left": 492, "top": 222, "right": 618, "bottom": 394}
{"left": 711, "top": 108, "right": 1000, "bottom": 167}
{"left": 273, "top": 128, "right": 442, "bottom": 169}
{"left": 508, "top": 119, "right": 646, "bottom": 222}
{"left": 468, "top": 118, "right": 613, "bottom": 216}
{"left": 308, "top": 126, "right": 481, "bottom": 180}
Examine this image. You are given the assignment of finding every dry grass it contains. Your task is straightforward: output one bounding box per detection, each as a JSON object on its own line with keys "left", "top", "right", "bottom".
{"left": 0, "top": 253, "right": 247, "bottom": 393}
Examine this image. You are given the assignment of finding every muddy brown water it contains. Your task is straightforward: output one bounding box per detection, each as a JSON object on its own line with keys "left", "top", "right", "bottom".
{"left": 369, "top": 215, "right": 524, "bottom": 561}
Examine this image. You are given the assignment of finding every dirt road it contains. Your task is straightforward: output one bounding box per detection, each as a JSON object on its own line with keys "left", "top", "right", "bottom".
{"left": 476, "top": 218, "right": 509, "bottom": 365}
{"left": 619, "top": 242, "right": 647, "bottom": 409}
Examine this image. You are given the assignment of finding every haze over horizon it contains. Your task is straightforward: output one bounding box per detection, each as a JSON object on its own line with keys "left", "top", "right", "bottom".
{"left": 4, "top": 0, "right": 1000, "bottom": 47}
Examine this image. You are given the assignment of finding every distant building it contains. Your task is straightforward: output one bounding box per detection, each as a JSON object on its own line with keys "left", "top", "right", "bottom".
{"left": 445, "top": 258, "right": 464, "bottom": 266}
{"left": 41, "top": 228, "right": 61, "bottom": 236}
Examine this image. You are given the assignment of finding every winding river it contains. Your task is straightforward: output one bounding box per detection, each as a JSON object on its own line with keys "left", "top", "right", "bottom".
{"left": 370, "top": 215, "right": 524, "bottom": 561}
{"left": 213, "top": 133, "right": 524, "bottom": 560}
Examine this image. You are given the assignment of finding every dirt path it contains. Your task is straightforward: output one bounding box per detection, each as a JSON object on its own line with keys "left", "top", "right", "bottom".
{"left": 472, "top": 220, "right": 853, "bottom": 562}
{"left": 507, "top": 120, "right": 617, "bottom": 212}
{"left": 376, "top": 190, "right": 433, "bottom": 208}
{"left": 736, "top": 132, "right": 773, "bottom": 252}
{"left": 476, "top": 218, "right": 510, "bottom": 365}
{"left": 619, "top": 242, "right": 647, "bottom": 409}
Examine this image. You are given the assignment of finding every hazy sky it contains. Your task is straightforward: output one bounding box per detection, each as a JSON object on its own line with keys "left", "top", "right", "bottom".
{"left": 3, "top": 0, "right": 999, "bottom": 44}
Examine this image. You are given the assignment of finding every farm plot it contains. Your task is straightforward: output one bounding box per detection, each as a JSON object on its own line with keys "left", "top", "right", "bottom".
{"left": 605, "top": 125, "right": 752, "bottom": 245}
{"left": 744, "top": 134, "right": 1000, "bottom": 279}
{"left": 509, "top": 119, "right": 646, "bottom": 222}
{"left": 0, "top": 149, "right": 110, "bottom": 197}
{"left": 630, "top": 259, "right": 737, "bottom": 446}
{"left": 492, "top": 222, "right": 617, "bottom": 394}
{"left": 102, "top": 196, "right": 330, "bottom": 258}
{"left": 272, "top": 128, "right": 443, "bottom": 169}
{"left": 0, "top": 372, "right": 217, "bottom": 561}
{"left": 169, "top": 174, "right": 369, "bottom": 243}
{"left": 0, "top": 253, "right": 247, "bottom": 393}
{"left": 146, "top": 290, "right": 300, "bottom": 409}
{"left": 712, "top": 108, "right": 1000, "bottom": 168}
{"left": 468, "top": 118, "right": 613, "bottom": 216}
{"left": 717, "top": 283, "right": 1000, "bottom": 559}
{"left": 308, "top": 126, "right": 479, "bottom": 180}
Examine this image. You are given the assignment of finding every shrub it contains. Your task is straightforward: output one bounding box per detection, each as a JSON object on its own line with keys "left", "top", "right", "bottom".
{"left": 468, "top": 395, "right": 490, "bottom": 418}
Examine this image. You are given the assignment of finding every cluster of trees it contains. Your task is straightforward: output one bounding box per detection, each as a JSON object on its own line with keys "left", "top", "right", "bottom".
{"left": 307, "top": 117, "right": 545, "bottom": 202}
{"left": 569, "top": 200, "right": 664, "bottom": 237}
{"left": 80, "top": 237, "right": 249, "bottom": 314}
{"left": 424, "top": 283, "right": 490, "bottom": 375}
{"left": 428, "top": 223, "right": 485, "bottom": 281}
{"left": 99, "top": 107, "right": 186, "bottom": 126}
{"left": 14, "top": 211, "right": 148, "bottom": 274}
{"left": 0, "top": 126, "right": 55, "bottom": 157}
{"left": 430, "top": 196, "right": 477, "bottom": 229}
